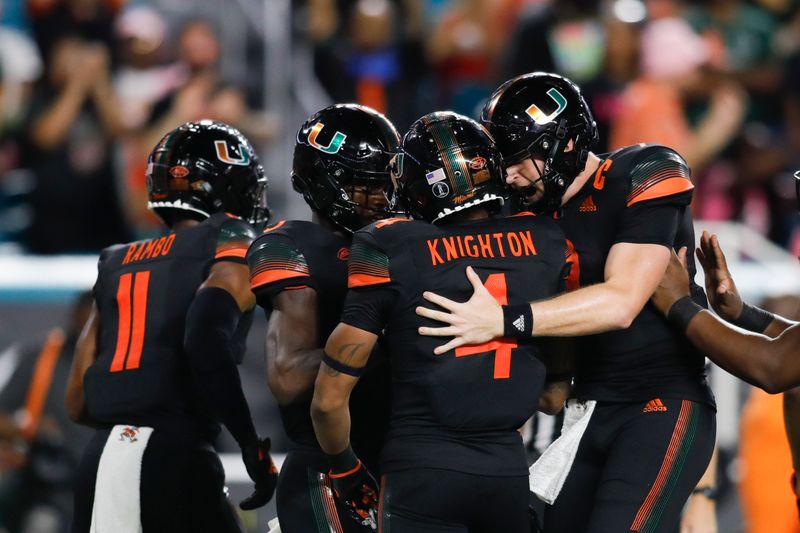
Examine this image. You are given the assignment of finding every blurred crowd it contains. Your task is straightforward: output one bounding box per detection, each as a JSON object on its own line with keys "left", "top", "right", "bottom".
{"left": 1, "top": 0, "right": 799, "bottom": 255}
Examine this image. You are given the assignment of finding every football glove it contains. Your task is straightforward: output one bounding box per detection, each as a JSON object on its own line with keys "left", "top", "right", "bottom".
{"left": 239, "top": 436, "right": 278, "bottom": 510}
{"left": 329, "top": 460, "right": 379, "bottom": 530}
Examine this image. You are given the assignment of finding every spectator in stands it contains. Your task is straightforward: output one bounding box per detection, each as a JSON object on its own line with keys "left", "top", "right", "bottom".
{"left": 27, "top": 0, "right": 124, "bottom": 66}
{"left": 426, "top": 0, "right": 518, "bottom": 114}
{"left": 686, "top": 0, "right": 781, "bottom": 125}
{"left": 306, "top": 0, "right": 427, "bottom": 130}
{"left": 0, "top": 11, "right": 43, "bottom": 245}
{"left": 610, "top": 1, "right": 747, "bottom": 171}
{"left": 23, "top": 34, "right": 131, "bottom": 253}
{"left": 0, "top": 291, "right": 94, "bottom": 533}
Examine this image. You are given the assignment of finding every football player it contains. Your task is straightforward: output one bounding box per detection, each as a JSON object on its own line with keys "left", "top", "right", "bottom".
{"left": 416, "top": 73, "right": 717, "bottom": 532}
{"left": 246, "top": 104, "right": 398, "bottom": 532}
{"left": 65, "top": 121, "right": 278, "bottom": 533}
{"left": 311, "top": 112, "right": 575, "bottom": 532}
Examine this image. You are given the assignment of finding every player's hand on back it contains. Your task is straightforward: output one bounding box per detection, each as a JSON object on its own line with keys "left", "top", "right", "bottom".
{"left": 416, "top": 266, "right": 503, "bottom": 354}
{"left": 651, "top": 247, "right": 691, "bottom": 315}
{"left": 695, "top": 231, "right": 743, "bottom": 322}
{"left": 239, "top": 437, "right": 279, "bottom": 510}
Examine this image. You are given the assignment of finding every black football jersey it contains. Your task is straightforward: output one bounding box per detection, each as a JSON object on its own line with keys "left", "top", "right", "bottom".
{"left": 84, "top": 212, "right": 257, "bottom": 441}
{"left": 555, "top": 144, "right": 714, "bottom": 405}
{"left": 341, "top": 214, "right": 576, "bottom": 476}
{"left": 246, "top": 220, "right": 391, "bottom": 467}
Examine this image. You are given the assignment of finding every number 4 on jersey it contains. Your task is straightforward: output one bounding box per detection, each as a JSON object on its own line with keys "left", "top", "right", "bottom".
{"left": 454, "top": 273, "right": 517, "bottom": 379}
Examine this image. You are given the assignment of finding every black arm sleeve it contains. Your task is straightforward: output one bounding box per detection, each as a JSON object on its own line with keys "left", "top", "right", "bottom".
{"left": 614, "top": 202, "right": 682, "bottom": 247}
{"left": 341, "top": 285, "right": 397, "bottom": 336}
{"left": 184, "top": 287, "right": 257, "bottom": 448}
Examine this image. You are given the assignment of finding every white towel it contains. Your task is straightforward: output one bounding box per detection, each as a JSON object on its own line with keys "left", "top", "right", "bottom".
{"left": 529, "top": 399, "right": 596, "bottom": 504}
{"left": 266, "top": 517, "right": 282, "bottom": 533}
{"left": 90, "top": 425, "right": 154, "bottom": 533}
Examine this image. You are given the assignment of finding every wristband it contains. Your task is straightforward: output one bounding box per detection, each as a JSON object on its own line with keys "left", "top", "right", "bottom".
{"left": 732, "top": 302, "right": 775, "bottom": 334}
{"left": 326, "top": 445, "right": 359, "bottom": 475}
{"left": 666, "top": 296, "right": 703, "bottom": 332}
{"left": 502, "top": 304, "right": 533, "bottom": 339}
{"left": 322, "top": 352, "right": 367, "bottom": 377}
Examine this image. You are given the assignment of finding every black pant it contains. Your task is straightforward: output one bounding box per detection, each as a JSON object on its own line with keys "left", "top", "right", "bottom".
{"left": 71, "top": 428, "right": 241, "bottom": 533}
{"left": 276, "top": 448, "right": 373, "bottom": 533}
{"left": 543, "top": 399, "right": 716, "bottom": 533}
{"left": 379, "top": 468, "right": 530, "bottom": 533}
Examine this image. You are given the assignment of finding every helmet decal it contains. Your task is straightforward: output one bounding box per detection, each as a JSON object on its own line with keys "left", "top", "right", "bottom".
{"left": 214, "top": 140, "right": 251, "bottom": 166}
{"left": 425, "top": 168, "right": 447, "bottom": 185}
{"left": 308, "top": 122, "right": 347, "bottom": 154}
{"left": 390, "top": 152, "right": 404, "bottom": 178}
{"left": 525, "top": 88, "right": 567, "bottom": 125}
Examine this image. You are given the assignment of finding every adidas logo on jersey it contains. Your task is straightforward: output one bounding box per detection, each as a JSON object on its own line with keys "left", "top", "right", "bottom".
{"left": 513, "top": 315, "right": 525, "bottom": 332}
{"left": 643, "top": 398, "right": 668, "bottom": 413}
{"left": 579, "top": 195, "right": 597, "bottom": 213}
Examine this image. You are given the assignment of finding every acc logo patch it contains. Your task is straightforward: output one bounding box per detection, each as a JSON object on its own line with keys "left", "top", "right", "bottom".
{"left": 469, "top": 156, "right": 486, "bottom": 170}
{"left": 214, "top": 140, "right": 251, "bottom": 166}
{"left": 337, "top": 247, "right": 350, "bottom": 261}
{"left": 308, "top": 122, "right": 347, "bottom": 154}
{"left": 525, "top": 88, "right": 567, "bottom": 125}
{"left": 169, "top": 165, "right": 190, "bottom": 178}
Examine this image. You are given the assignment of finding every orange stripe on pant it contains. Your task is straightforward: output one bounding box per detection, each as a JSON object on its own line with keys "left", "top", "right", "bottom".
{"left": 630, "top": 400, "right": 691, "bottom": 531}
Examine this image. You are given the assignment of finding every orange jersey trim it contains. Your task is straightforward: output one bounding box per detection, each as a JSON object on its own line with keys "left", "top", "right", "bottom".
{"left": 250, "top": 269, "right": 309, "bottom": 288}
{"left": 263, "top": 220, "right": 286, "bottom": 233}
{"left": 348, "top": 273, "right": 391, "bottom": 288}
{"left": 627, "top": 177, "right": 694, "bottom": 207}
{"left": 215, "top": 248, "right": 248, "bottom": 259}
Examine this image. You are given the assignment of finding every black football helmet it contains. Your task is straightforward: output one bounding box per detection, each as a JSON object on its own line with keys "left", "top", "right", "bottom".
{"left": 146, "top": 120, "right": 270, "bottom": 227}
{"left": 292, "top": 104, "right": 401, "bottom": 233}
{"left": 397, "top": 111, "right": 505, "bottom": 223}
{"left": 481, "top": 72, "right": 598, "bottom": 213}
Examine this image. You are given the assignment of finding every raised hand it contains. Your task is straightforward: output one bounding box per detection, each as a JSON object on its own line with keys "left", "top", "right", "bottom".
{"left": 695, "top": 231, "right": 742, "bottom": 321}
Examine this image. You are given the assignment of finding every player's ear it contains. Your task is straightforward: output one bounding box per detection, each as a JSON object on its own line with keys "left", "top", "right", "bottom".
{"left": 564, "top": 139, "right": 575, "bottom": 153}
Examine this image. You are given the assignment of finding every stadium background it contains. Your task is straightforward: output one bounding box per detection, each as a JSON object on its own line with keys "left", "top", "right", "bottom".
{"left": 1, "top": 0, "right": 800, "bottom": 531}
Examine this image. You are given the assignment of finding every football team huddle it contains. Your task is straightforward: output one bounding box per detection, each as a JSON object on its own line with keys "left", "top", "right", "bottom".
{"left": 65, "top": 71, "right": 800, "bottom": 533}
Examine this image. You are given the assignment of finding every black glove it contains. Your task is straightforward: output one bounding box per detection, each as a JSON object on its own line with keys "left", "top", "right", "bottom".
{"left": 239, "top": 437, "right": 278, "bottom": 510}
{"left": 330, "top": 460, "right": 379, "bottom": 530}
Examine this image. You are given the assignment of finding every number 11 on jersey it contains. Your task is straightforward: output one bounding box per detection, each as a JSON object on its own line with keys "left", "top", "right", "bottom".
{"left": 454, "top": 273, "right": 517, "bottom": 379}
{"left": 110, "top": 271, "right": 150, "bottom": 372}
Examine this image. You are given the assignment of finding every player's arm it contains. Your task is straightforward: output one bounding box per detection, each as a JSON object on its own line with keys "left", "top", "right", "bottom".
{"left": 311, "top": 227, "right": 393, "bottom": 525}
{"left": 65, "top": 303, "right": 99, "bottom": 425}
{"left": 185, "top": 221, "right": 277, "bottom": 510}
{"left": 652, "top": 247, "right": 800, "bottom": 393}
{"left": 311, "top": 324, "right": 377, "bottom": 456}
{"left": 537, "top": 338, "right": 574, "bottom": 415}
{"left": 266, "top": 288, "right": 324, "bottom": 404}
{"left": 311, "top": 323, "right": 380, "bottom": 526}
{"left": 246, "top": 226, "right": 324, "bottom": 403}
